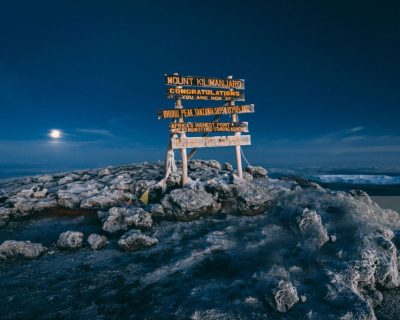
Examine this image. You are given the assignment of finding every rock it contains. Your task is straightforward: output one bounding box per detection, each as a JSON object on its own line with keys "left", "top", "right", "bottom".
{"left": 235, "top": 180, "right": 272, "bottom": 215}
{"left": 118, "top": 229, "right": 158, "bottom": 251}
{"left": 149, "top": 203, "right": 165, "bottom": 218}
{"left": 33, "top": 197, "right": 58, "bottom": 212}
{"left": 258, "top": 266, "right": 299, "bottom": 313}
{"left": 161, "top": 188, "right": 220, "bottom": 221}
{"left": 81, "top": 174, "right": 92, "bottom": 181}
{"left": 99, "top": 206, "right": 153, "bottom": 233}
{"left": 0, "top": 207, "right": 11, "bottom": 227}
{"left": 57, "top": 231, "right": 84, "bottom": 249}
{"left": 297, "top": 208, "right": 329, "bottom": 250}
{"left": 245, "top": 165, "right": 268, "bottom": 178}
{"left": 0, "top": 240, "right": 47, "bottom": 260}
{"left": 37, "top": 175, "right": 54, "bottom": 183}
{"left": 188, "top": 159, "right": 222, "bottom": 171}
{"left": 98, "top": 168, "right": 112, "bottom": 177}
{"left": 58, "top": 175, "right": 74, "bottom": 185}
{"left": 57, "top": 190, "right": 82, "bottom": 209}
{"left": 222, "top": 162, "right": 233, "bottom": 171}
{"left": 87, "top": 234, "right": 108, "bottom": 250}
{"left": 33, "top": 188, "right": 48, "bottom": 199}
{"left": 206, "top": 160, "right": 222, "bottom": 170}
{"left": 371, "top": 232, "right": 399, "bottom": 289}
{"left": 80, "top": 190, "right": 130, "bottom": 210}
{"left": 8, "top": 196, "right": 57, "bottom": 216}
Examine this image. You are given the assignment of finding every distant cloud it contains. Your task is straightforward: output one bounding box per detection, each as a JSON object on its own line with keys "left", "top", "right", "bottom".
{"left": 311, "top": 126, "right": 365, "bottom": 144}
{"left": 348, "top": 126, "right": 364, "bottom": 133}
{"left": 76, "top": 129, "right": 114, "bottom": 137}
{"left": 341, "top": 135, "right": 366, "bottom": 142}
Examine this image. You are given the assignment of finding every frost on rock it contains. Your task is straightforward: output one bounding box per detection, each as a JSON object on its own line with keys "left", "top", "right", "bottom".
{"left": 2, "top": 161, "right": 400, "bottom": 319}
{"left": 118, "top": 229, "right": 158, "bottom": 251}
{"left": 57, "top": 231, "right": 84, "bottom": 249}
{"left": 297, "top": 208, "right": 329, "bottom": 250}
{"left": 98, "top": 206, "right": 153, "bottom": 233}
{"left": 0, "top": 240, "right": 47, "bottom": 260}
{"left": 161, "top": 188, "right": 220, "bottom": 221}
{"left": 257, "top": 266, "right": 299, "bottom": 313}
{"left": 87, "top": 234, "right": 108, "bottom": 250}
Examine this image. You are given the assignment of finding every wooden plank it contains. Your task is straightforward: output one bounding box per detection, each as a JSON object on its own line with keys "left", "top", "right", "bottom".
{"left": 166, "top": 88, "right": 245, "bottom": 101}
{"left": 158, "top": 104, "right": 254, "bottom": 119}
{"left": 169, "top": 122, "right": 248, "bottom": 134}
{"left": 171, "top": 135, "right": 251, "bottom": 149}
{"left": 165, "top": 75, "right": 245, "bottom": 90}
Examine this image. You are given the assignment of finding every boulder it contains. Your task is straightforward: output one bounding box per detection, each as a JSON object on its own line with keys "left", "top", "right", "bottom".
{"left": 257, "top": 266, "right": 299, "bottom": 313}
{"left": 161, "top": 188, "right": 220, "bottom": 221}
{"left": 57, "top": 231, "right": 84, "bottom": 249}
{"left": 99, "top": 206, "right": 153, "bottom": 233}
{"left": 0, "top": 240, "right": 47, "bottom": 260}
{"left": 58, "top": 190, "right": 82, "bottom": 209}
{"left": 235, "top": 180, "right": 272, "bottom": 215}
{"left": 297, "top": 208, "right": 329, "bottom": 250}
{"left": 245, "top": 165, "right": 268, "bottom": 178}
{"left": 149, "top": 203, "right": 165, "bottom": 218}
{"left": 87, "top": 234, "right": 108, "bottom": 250}
{"left": 118, "top": 229, "right": 158, "bottom": 251}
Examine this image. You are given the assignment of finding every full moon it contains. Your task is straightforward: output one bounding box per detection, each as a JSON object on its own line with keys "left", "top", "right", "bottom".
{"left": 49, "top": 129, "right": 62, "bottom": 139}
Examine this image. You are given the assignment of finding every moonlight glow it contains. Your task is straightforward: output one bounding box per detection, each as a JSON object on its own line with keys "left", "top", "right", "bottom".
{"left": 49, "top": 129, "right": 62, "bottom": 139}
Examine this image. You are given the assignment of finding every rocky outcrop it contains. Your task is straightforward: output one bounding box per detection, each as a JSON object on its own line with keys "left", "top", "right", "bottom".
{"left": 87, "top": 234, "right": 108, "bottom": 250}
{"left": 118, "top": 229, "right": 158, "bottom": 251}
{"left": 161, "top": 187, "right": 221, "bottom": 221}
{"left": 2, "top": 160, "right": 400, "bottom": 319}
{"left": 0, "top": 240, "right": 47, "bottom": 260}
{"left": 98, "top": 206, "right": 153, "bottom": 233}
{"left": 57, "top": 231, "right": 84, "bottom": 249}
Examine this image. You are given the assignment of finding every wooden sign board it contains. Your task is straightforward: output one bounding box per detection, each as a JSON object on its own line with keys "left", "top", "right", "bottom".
{"left": 166, "top": 88, "right": 245, "bottom": 101}
{"left": 165, "top": 75, "right": 245, "bottom": 90}
{"left": 171, "top": 135, "right": 251, "bottom": 149}
{"left": 158, "top": 104, "right": 254, "bottom": 119}
{"left": 170, "top": 122, "right": 248, "bottom": 134}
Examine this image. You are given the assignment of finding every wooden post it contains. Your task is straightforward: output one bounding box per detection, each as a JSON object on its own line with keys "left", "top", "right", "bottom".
{"left": 228, "top": 75, "right": 243, "bottom": 178}
{"left": 175, "top": 84, "right": 189, "bottom": 186}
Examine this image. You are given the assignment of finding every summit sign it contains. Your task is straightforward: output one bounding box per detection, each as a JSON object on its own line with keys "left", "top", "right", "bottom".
{"left": 159, "top": 73, "right": 254, "bottom": 185}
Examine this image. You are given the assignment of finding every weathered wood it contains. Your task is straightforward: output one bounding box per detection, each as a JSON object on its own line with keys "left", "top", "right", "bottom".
{"left": 158, "top": 104, "right": 254, "bottom": 119}
{"left": 165, "top": 75, "right": 245, "bottom": 89}
{"left": 166, "top": 88, "right": 245, "bottom": 102}
{"left": 169, "top": 122, "right": 248, "bottom": 134}
{"left": 171, "top": 135, "right": 251, "bottom": 149}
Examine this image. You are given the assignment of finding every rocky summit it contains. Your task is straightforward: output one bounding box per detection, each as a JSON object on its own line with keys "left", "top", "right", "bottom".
{"left": 0, "top": 160, "right": 400, "bottom": 319}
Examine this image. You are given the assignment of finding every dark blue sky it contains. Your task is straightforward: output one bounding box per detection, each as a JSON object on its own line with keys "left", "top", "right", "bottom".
{"left": 1, "top": 0, "right": 399, "bottom": 171}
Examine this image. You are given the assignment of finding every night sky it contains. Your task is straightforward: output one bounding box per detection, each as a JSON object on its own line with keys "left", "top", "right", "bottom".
{"left": 1, "top": 1, "right": 399, "bottom": 173}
